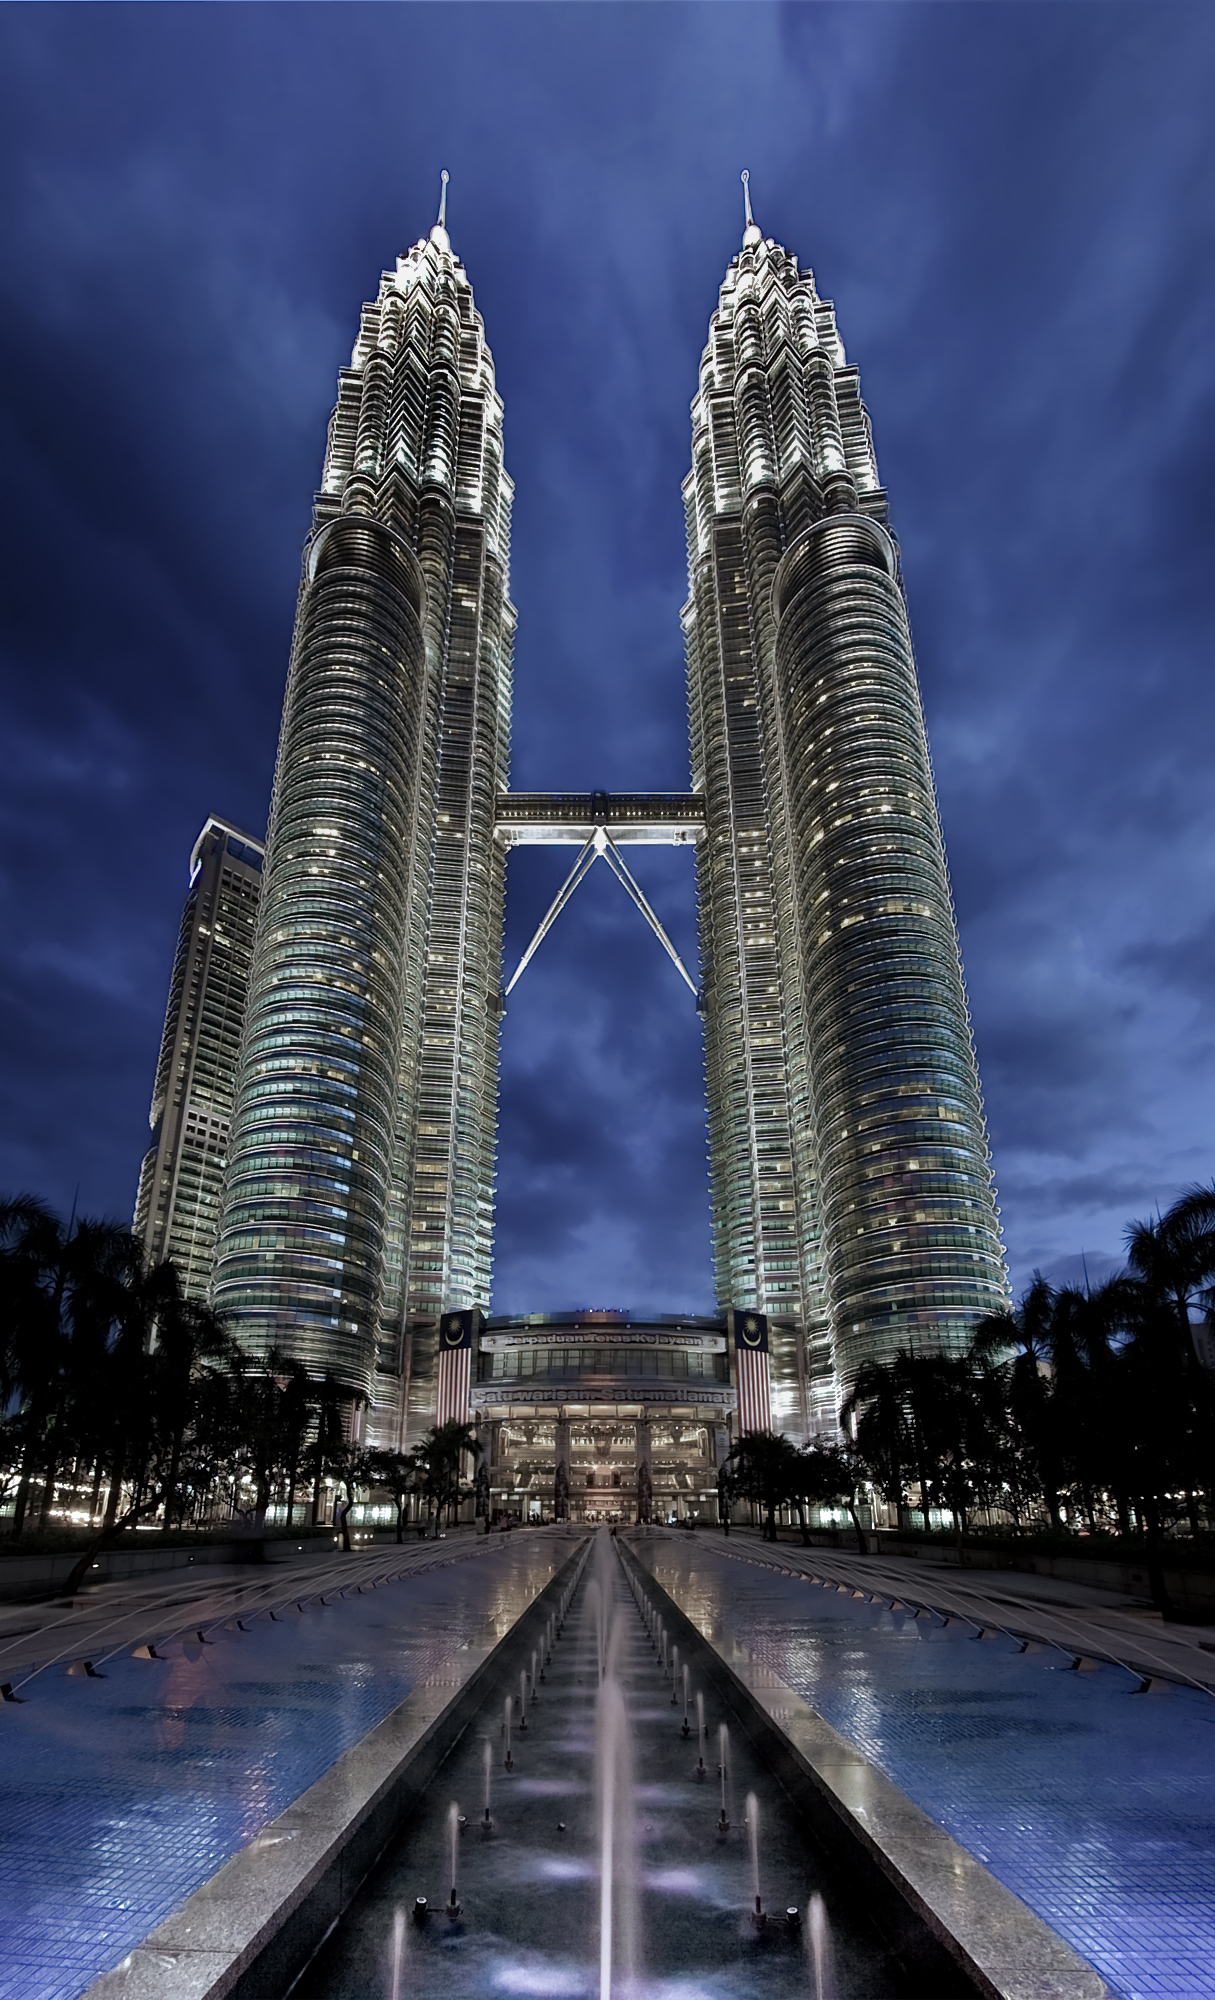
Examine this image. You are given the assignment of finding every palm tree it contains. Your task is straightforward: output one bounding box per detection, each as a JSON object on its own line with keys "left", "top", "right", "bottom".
{"left": 845, "top": 1348, "right": 999, "bottom": 1546}
{"left": 1125, "top": 1187, "right": 1215, "bottom": 1524}
{"left": 794, "top": 1441, "right": 871, "bottom": 1552}
{"left": 0, "top": 1198, "right": 143, "bottom": 1536}
{"left": 727, "top": 1430, "right": 802, "bottom": 1541}
{"left": 973, "top": 1276, "right": 1066, "bottom": 1530}
{"left": 231, "top": 1347, "right": 318, "bottom": 1535}
{"left": 412, "top": 1420, "right": 479, "bottom": 1535}
{"left": 363, "top": 1449, "right": 419, "bottom": 1543}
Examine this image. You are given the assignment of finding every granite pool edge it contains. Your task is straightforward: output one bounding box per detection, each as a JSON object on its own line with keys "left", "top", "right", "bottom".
{"left": 83, "top": 1536, "right": 589, "bottom": 2000}
{"left": 622, "top": 1534, "right": 1115, "bottom": 2000}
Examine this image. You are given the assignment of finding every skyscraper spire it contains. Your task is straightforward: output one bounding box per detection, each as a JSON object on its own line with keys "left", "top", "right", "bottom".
{"left": 684, "top": 210, "right": 1007, "bottom": 1427}
{"left": 431, "top": 169, "right": 450, "bottom": 249}
{"left": 741, "top": 168, "right": 761, "bottom": 246}
{"left": 214, "top": 187, "right": 514, "bottom": 1428}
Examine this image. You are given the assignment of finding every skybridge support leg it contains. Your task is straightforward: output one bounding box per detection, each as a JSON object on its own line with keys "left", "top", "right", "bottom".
{"left": 597, "top": 834, "right": 699, "bottom": 996}
{"left": 502, "top": 826, "right": 699, "bottom": 1002}
{"left": 503, "top": 835, "right": 598, "bottom": 998}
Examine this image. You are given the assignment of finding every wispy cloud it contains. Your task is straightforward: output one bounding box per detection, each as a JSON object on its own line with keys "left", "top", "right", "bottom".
{"left": 1, "top": 3, "right": 1213, "bottom": 1313}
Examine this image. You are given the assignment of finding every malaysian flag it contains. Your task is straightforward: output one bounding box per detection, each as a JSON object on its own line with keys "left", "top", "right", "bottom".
{"left": 729, "top": 1309, "right": 772, "bottom": 1434}
{"left": 436, "top": 1308, "right": 482, "bottom": 1426}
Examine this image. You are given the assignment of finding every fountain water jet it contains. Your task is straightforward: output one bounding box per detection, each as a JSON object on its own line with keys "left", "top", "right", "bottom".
{"left": 519, "top": 1668, "right": 529, "bottom": 1729}
{"left": 807, "top": 1891, "right": 832, "bottom": 1999}
{"left": 481, "top": 1739, "right": 493, "bottom": 1832}
{"left": 670, "top": 1643, "right": 680, "bottom": 1703}
{"left": 717, "top": 1722, "right": 731, "bottom": 1831}
{"left": 446, "top": 1802, "right": 461, "bottom": 1920}
{"left": 594, "top": 1603, "right": 637, "bottom": 1996}
{"left": 389, "top": 1907, "right": 404, "bottom": 2000}
{"left": 746, "top": 1791, "right": 764, "bottom": 1925}
{"left": 503, "top": 1693, "right": 514, "bottom": 1769}
{"left": 696, "top": 1693, "right": 707, "bottom": 1777}
{"left": 586, "top": 1579, "right": 607, "bottom": 1682}
{"left": 681, "top": 1665, "right": 691, "bottom": 1736}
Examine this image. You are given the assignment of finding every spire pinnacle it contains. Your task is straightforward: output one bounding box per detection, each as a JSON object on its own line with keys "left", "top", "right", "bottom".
{"left": 741, "top": 169, "right": 761, "bottom": 248}
{"left": 430, "top": 170, "right": 450, "bottom": 251}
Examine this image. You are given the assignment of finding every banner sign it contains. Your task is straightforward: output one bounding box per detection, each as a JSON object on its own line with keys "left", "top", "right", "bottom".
{"left": 728, "top": 1309, "right": 772, "bottom": 1434}
{"left": 436, "top": 1307, "right": 483, "bottom": 1426}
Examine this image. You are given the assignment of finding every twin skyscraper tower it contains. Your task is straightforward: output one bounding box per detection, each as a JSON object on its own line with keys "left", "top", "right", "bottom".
{"left": 146, "top": 180, "right": 1008, "bottom": 1455}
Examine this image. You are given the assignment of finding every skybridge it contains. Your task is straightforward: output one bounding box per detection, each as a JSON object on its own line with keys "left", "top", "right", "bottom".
{"left": 493, "top": 791, "right": 706, "bottom": 1001}
{"left": 493, "top": 790, "right": 706, "bottom": 847}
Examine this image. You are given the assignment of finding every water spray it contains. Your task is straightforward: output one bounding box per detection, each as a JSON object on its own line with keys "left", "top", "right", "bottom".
{"left": 519, "top": 1669, "right": 529, "bottom": 1730}
{"left": 390, "top": 1908, "right": 405, "bottom": 2000}
{"left": 481, "top": 1739, "right": 494, "bottom": 1833}
{"left": 808, "top": 1892, "right": 829, "bottom": 1999}
{"left": 446, "top": 1802, "right": 462, "bottom": 1920}
{"left": 696, "top": 1693, "right": 707, "bottom": 1777}
{"left": 671, "top": 1643, "right": 680, "bottom": 1703}
{"left": 747, "top": 1792, "right": 764, "bottom": 1926}
{"left": 681, "top": 1665, "right": 692, "bottom": 1737}
{"left": 717, "top": 1722, "right": 730, "bottom": 1831}
{"left": 503, "top": 1692, "right": 514, "bottom": 1769}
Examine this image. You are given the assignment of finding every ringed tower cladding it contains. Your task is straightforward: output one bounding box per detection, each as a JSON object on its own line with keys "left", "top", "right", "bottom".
{"left": 686, "top": 187, "right": 1007, "bottom": 1421}
{"left": 212, "top": 192, "right": 514, "bottom": 1428}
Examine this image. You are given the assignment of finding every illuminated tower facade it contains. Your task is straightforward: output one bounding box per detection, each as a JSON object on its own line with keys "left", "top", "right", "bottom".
{"left": 191, "top": 177, "right": 1006, "bottom": 1460}
{"left": 135, "top": 817, "right": 264, "bottom": 1295}
{"left": 212, "top": 183, "right": 514, "bottom": 1430}
{"left": 686, "top": 180, "right": 1007, "bottom": 1423}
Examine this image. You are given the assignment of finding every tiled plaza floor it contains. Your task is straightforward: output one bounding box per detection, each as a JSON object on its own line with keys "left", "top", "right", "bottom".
{"left": 646, "top": 1536, "right": 1215, "bottom": 2000}
{"left": 0, "top": 1534, "right": 568, "bottom": 2000}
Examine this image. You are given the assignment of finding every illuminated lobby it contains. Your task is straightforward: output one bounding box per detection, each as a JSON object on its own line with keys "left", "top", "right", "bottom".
{"left": 470, "top": 1309, "right": 737, "bottom": 1523}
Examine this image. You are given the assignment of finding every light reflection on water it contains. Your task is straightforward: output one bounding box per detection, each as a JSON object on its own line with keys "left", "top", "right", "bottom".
{"left": 1, "top": 1537, "right": 572, "bottom": 2000}
{"left": 491, "top": 1960, "right": 590, "bottom": 1995}
{"left": 651, "top": 1541, "right": 1215, "bottom": 2000}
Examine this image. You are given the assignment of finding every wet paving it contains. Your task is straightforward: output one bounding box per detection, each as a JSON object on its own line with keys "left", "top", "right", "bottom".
{"left": 0, "top": 1533, "right": 572, "bottom": 2000}
{"left": 297, "top": 1529, "right": 914, "bottom": 2000}
{"left": 643, "top": 1534, "right": 1215, "bottom": 2000}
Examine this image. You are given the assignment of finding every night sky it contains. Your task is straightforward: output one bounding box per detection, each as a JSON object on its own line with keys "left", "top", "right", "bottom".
{"left": 2, "top": 3, "right": 1214, "bottom": 1316}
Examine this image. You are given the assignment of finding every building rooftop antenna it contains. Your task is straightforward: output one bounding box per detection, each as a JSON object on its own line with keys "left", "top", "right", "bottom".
{"left": 431, "top": 170, "right": 450, "bottom": 250}
{"left": 741, "top": 169, "right": 761, "bottom": 247}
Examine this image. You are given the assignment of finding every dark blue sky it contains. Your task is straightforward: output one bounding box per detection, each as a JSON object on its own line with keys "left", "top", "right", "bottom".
{"left": 2, "top": 3, "right": 1214, "bottom": 1313}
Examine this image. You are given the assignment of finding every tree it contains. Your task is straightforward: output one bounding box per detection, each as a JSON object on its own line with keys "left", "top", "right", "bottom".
{"left": 0, "top": 1199, "right": 139, "bottom": 1536}
{"left": 973, "top": 1276, "right": 1067, "bottom": 1530}
{"left": 794, "top": 1441, "right": 871, "bottom": 1553}
{"left": 1125, "top": 1187, "right": 1215, "bottom": 1521}
{"left": 844, "top": 1347, "right": 1005, "bottom": 1547}
{"left": 363, "top": 1450, "right": 419, "bottom": 1543}
{"left": 231, "top": 1347, "right": 317, "bottom": 1534}
{"left": 411, "top": 1421, "right": 479, "bottom": 1535}
{"left": 727, "top": 1430, "right": 802, "bottom": 1541}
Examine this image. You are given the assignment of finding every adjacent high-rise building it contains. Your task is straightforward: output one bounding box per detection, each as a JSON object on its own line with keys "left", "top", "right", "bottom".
{"left": 134, "top": 816, "right": 264, "bottom": 1295}
{"left": 180, "top": 179, "right": 1007, "bottom": 1472}
{"left": 685, "top": 181, "right": 1007, "bottom": 1422}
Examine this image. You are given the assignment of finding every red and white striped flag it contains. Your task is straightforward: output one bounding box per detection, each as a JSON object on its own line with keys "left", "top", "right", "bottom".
{"left": 436, "top": 1309, "right": 481, "bottom": 1426}
{"left": 729, "top": 1309, "right": 772, "bottom": 1434}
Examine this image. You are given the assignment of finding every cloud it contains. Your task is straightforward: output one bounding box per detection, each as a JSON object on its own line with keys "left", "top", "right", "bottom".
{"left": 1, "top": 4, "right": 1215, "bottom": 1322}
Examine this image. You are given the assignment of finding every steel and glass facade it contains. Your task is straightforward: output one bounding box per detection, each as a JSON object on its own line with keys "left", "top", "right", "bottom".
{"left": 685, "top": 209, "right": 1007, "bottom": 1423}
{"left": 178, "top": 193, "right": 1006, "bottom": 1450}
{"left": 212, "top": 212, "right": 514, "bottom": 1423}
{"left": 134, "top": 817, "right": 264, "bottom": 1296}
